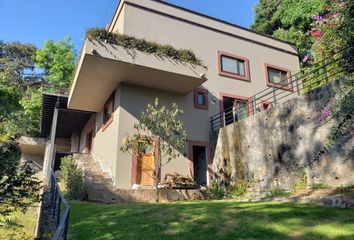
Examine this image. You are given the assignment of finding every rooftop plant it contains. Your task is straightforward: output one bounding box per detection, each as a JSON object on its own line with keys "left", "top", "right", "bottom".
{"left": 86, "top": 28, "right": 204, "bottom": 66}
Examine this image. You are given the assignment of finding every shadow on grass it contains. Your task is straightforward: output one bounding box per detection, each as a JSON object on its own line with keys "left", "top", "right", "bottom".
{"left": 68, "top": 201, "right": 354, "bottom": 240}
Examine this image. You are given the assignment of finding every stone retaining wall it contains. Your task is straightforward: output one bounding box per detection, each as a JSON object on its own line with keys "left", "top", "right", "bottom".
{"left": 211, "top": 79, "right": 354, "bottom": 192}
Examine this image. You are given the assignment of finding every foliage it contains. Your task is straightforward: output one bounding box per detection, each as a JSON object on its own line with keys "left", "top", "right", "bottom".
{"left": 293, "top": 169, "right": 308, "bottom": 190}
{"left": 69, "top": 201, "right": 354, "bottom": 240}
{"left": 0, "top": 40, "right": 41, "bottom": 89}
{"left": 60, "top": 155, "right": 86, "bottom": 200}
{"left": 309, "top": 183, "right": 331, "bottom": 189}
{"left": 0, "top": 206, "right": 38, "bottom": 240}
{"left": 309, "top": 0, "right": 354, "bottom": 62}
{"left": 251, "top": 0, "right": 281, "bottom": 35}
{"left": 0, "top": 140, "right": 41, "bottom": 216}
{"left": 228, "top": 179, "right": 248, "bottom": 198}
{"left": 337, "top": 184, "right": 354, "bottom": 193}
{"left": 20, "top": 87, "right": 43, "bottom": 135}
{"left": 205, "top": 180, "right": 226, "bottom": 200}
{"left": 0, "top": 80, "right": 21, "bottom": 125}
{"left": 86, "top": 28, "right": 203, "bottom": 66}
{"left": 35, "top": 37, "right": 76, "bottom": 90}
{"left": 251, "top": 0, "right": 354, "bottom": 60}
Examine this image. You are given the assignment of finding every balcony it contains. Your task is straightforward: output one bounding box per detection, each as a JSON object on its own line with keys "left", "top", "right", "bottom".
{"left": 68, "top": 40, "right": 207, "bottom": 112}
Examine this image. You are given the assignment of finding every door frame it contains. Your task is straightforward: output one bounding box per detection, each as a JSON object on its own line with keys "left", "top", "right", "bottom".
{"left": 85, "top": 130, "right": 94, "bottom": 153}
{"left": 219, "top": 92, "right": 254, "bottom": 114}
{"left": 131, "top": 137, "right": 159, "bottom": 186}
{"left": 188, "top": 140, "right": 212, "bottom": 186}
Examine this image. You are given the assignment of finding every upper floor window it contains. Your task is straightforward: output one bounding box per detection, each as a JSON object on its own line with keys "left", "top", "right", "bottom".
{"left": 218, "top": 51, "right": 250, "bottom": 81}
{"left": 194, "top": 88, "right": 208, "bottom": 110}
{"left": 265, "top": 64, "right": 292, "bottom": 91}
{"left": 102, "top": 92, "right": 114, "bottom": 131}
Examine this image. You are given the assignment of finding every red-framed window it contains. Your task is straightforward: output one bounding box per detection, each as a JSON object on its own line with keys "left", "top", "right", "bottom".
{"left": 194, "top": 88, "right": 208, "bottom": 110}
{"left": 265, "top": 64, "right": 293, "bottom": 91}
{"left": 218, "top": 51, "right": 250, "bottom": 81}
{"left": 102, "top": 92, "right": 114, "bottom": 131}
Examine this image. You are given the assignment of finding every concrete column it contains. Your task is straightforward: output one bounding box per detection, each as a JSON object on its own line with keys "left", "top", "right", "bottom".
{"left": 43, "top": 102, "right": 59, "bottom": 182}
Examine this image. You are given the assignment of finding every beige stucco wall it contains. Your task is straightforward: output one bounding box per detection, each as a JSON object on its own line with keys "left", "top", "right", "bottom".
{"left": 116, "top": 83, "right": 210, "bottom": 188}
{"left": 79, "top": 89, "right": 121, "bottom": 184}
{"left": 113, "top": 0, "right": 300, "bottom": 117}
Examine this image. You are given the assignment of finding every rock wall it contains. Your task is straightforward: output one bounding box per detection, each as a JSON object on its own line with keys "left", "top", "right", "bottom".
{"left": 211, "top": 79, "right": 354, "bottom": 192}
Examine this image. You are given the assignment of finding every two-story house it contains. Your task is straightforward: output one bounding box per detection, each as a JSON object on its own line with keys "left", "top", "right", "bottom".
{"left": 25, "top": 0, "right": 300, "bottom": 190}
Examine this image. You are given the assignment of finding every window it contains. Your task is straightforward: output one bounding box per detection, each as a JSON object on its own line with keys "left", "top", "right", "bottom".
{"left": 218, "top": 51, "right": 250, "bottom": 81}
{"left": 221, "top": 94, "right": 252, "bottom": 126}
{"left": 260, "top": 101, "right": 272, "bottom": 111}
{"left": 102, "top": 92, "right": 114, "bottom": 131}
{"left": 265, "top": 64, "right": 292, "bottom": 90}
{"left": 221, "top": 56, "right": 245, "bottom": 76}
{"left": 194, "top": 88, "right": 208, "bottom": 110}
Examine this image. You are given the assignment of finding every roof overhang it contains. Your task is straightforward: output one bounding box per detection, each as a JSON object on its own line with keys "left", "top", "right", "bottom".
{"left": 40, "top": 93, "right": 93, "bottom": 139}
{"left": 68, "top": 40, "right": 207, "bottom": 112}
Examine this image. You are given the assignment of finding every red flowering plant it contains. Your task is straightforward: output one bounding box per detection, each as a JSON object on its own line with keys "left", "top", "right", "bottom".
{"left": 302, "top": 0, "right": 353, "bottom": 91}
{"left": 305, "top": 0, "right": 354, "bottom": 162}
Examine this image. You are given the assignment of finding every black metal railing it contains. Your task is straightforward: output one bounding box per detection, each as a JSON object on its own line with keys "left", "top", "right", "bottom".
{"left": 49, "top": 170, "right": 70, "bottom": 240}
{"left": 210, "top": 47, "right": 354, "bottom": 133}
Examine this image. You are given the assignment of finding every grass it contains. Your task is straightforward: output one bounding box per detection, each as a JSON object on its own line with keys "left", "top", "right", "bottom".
{"left": 0, "top": 207, "right": 38, "bottom": 240}
{"left": 69, "top": 200, "right": 354, "bottom": 240}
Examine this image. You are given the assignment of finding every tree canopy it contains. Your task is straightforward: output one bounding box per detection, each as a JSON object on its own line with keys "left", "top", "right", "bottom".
{"left": 0, "top": 37, "right": 76, "bottom": 216}
{"left": 251, "top": 0, "right": 353, "bottom": 61}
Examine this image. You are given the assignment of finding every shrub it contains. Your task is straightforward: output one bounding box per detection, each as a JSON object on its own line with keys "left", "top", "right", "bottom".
{"left": 228, "top": 179, "right": 248, "bottom": 198}
{"left": 60, "top": 156, "right": 86, "bottom": 200}
{"left": 205, "top": 181, "right": 226, "bottom": 200}
{"left": 293, "top": 169, "right": 308, "bottom": 190}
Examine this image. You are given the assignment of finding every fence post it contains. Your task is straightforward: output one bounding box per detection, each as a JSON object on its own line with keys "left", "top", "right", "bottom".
{"left": 222, "top": 112, "right": 226, "bottom": 127}
{"left": 252, "top": 96, "right": 257, "bottom": 114}
{"left": 322, "top": 60, "right": 328, "bottom": 83}
{"left": 272, "top": 86, "right": 277, "bottom": 105}
{"left": 57, "top": 197, "right": 61, "bottom": 227}
{"left": 63, "top": 209, "right": 70, "bottom": 240}
{"left": 232, "top": 106, "right": 236, "bottom": 123}
{"left": 210, "top": 116, "right": 214, "bottom": 133}
{"left": 294, "top": 74, "right": 301, "bottom": 96}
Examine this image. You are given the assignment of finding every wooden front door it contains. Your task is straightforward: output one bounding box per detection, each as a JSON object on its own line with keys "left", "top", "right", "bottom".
{"left": 137, "top": 143, "right": 155, "bottom": 186}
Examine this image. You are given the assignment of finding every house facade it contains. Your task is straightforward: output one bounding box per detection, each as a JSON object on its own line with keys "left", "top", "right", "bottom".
{"left": 61, "top": 0, "right": 300, "bottom": 189}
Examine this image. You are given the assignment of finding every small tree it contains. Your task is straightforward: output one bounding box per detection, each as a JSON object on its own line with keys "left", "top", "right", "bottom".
{"left": 121, "top": 98, "right": 187, "bottom": 201}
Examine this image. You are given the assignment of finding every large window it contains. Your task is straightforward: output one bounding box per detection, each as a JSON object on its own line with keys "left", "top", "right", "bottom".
{"left": 102, "top": 92, "right": 114, "bottom": 131}
{"left": 218, "top": 51, "right": 250, "bottom": 81}
{"left": 265, "top": 64, "right": 292, "bottom": 90}
{"left": 194, "top": 88, "right": 208, "bottom": 110}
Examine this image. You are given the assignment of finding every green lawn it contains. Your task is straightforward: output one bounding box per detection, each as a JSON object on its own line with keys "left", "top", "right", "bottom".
{"left": 69, "top": 201, "right": 354, "bottom": 240}
{"left": 0, "top": 207, "right": 38, "bottom": 240}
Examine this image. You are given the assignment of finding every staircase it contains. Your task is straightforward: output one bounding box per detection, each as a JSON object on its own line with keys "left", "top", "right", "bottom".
{"left": 73, "top": 153, "right": 204, "bottom": 203}
{"left": 73, "top": 154, "right": 119, "bottom": 203}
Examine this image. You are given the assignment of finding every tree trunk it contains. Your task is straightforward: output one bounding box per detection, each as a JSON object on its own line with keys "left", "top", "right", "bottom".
{"left": 155, "top": 140, "right": 161, "bottom": 202}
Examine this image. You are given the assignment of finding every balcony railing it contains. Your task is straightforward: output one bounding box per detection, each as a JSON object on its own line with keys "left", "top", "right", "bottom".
{"left": 210, "top": 47, "right": 354, "bottom": 133}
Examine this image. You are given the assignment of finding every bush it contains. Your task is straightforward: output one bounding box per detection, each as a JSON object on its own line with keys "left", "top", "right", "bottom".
{"left": 228, "top": 179, "right": 247, "bottom": 198}
{"left": 293, "top": 169, "right": 308, "bottom": 190}
{"left": 60, "top": 156, "right": 86, "bottom": 200}
{"left": 205, "top": 181, "right": 226, "bottom": 200}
